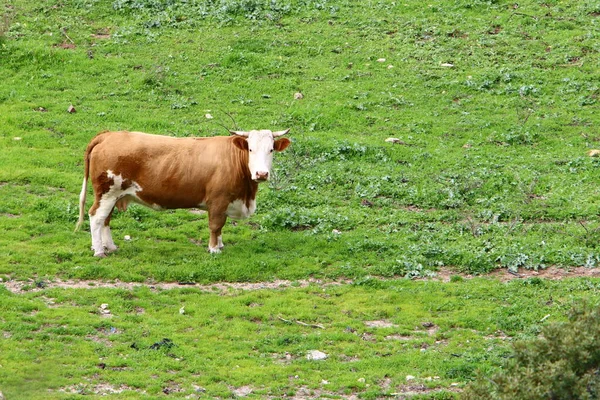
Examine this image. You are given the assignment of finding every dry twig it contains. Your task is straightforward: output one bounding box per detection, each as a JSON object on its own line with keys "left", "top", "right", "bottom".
{"left": 278, "top": 316, "right": 324, "bottom": 329}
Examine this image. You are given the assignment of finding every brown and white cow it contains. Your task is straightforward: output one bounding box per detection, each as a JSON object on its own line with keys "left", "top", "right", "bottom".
{"left": 75, "top": 129, "right": 291, "bottom": 256}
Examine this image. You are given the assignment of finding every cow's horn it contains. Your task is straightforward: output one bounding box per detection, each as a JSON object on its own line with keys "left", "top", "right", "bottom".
{"left": 272, "top": 128, "right": 290, "bottom": 137}
{"left": 230, "top": 130, "right": 248, "bottom": 137}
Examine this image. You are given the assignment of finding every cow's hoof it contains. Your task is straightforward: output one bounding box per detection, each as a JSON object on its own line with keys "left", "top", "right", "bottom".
{"left": 94, "top": 252, "right": 107, "bottom": 258}
{"left": 104, "top": 245, "right": 118, "bottom": 253}
{"left": 208, "top": 247, "right": 221, "bottom": 254}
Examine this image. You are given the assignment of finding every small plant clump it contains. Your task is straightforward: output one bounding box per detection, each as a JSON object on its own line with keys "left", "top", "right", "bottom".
{"left": 463, "top": 302, "right": 600, "bottom": 400}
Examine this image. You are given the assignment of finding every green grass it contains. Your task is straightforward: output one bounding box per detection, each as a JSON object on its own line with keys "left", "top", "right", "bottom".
{"left": 2, "top": 278, "right": 600, "bottom": 399}
{"left": 2, "top": 0, "right": 600, "bottom": 280}
{"left": 2, "top": 0, "right": 600, "bottom": 397}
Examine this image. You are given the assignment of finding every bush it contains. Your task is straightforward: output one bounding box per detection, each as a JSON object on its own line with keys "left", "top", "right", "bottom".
{"left": 463, "top": 302, "right": 600, "bottom": 400}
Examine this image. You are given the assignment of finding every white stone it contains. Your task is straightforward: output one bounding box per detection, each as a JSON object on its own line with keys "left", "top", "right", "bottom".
{"left": 306, "top": 350, "right": 328, "bottom": 361}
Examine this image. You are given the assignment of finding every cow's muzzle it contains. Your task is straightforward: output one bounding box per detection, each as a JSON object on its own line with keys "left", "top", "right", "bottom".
{"left": 254, "top": 171, "right": 269, "bottom": 182}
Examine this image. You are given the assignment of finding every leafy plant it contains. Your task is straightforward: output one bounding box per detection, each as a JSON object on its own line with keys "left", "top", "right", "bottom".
{"left": 464, "top": 302, "right": 600, "bottom": 400}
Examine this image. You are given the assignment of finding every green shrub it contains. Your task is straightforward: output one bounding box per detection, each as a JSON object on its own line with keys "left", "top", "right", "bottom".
{"left": 463, "top": 302, "right": 600, "bottom": 400}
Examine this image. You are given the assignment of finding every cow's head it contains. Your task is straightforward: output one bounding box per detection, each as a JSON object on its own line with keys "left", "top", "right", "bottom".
{"left": 231, "top": 129, "right": 291, "bottom": 182}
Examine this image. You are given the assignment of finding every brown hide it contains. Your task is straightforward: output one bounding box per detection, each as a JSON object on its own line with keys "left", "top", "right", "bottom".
{"left": 88, "top": 131, "right": 258, "bottom": 212}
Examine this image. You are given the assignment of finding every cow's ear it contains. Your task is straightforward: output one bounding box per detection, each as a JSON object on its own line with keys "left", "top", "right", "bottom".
{"left": 274, "top": 138, "right": 291, "bottom": 152}
{"left": 232, "top": 136, "right": 248, "bottom": 151}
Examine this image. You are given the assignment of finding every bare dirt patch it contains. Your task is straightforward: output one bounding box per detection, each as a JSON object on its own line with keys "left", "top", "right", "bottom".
{"left": 231, "top": 385, "right": 253, "bottom": 397}
{"left": 1, "top": 277, "right": 348, "bottom": 294}
{"left": 58, "top": 383, "right": 145, "bottom": 395}
{"left": 91, "top": 33, "right": 111, "bottom": 39}
{"left": 420, "top": 322, "right": 439, "bottom": 336}
{"left": 2, "top": 267, "right": 599, "bottom": 294}
{"left": 431, "top": 266, "right": 600, "bottom": 282}
{"left": 54, "top": 41, "right": 76, "bottom": 50}
{"left": 391, "top": 384, "right": 462, "bottom": 398}
{"left": 385, "top": 334, "right": 413, "bottom": 341}
{"left": 365, "top": 320, "right": 398, "bottom": 328}
{"left": 0, "top": 213, "right": 19, "bottom": 218}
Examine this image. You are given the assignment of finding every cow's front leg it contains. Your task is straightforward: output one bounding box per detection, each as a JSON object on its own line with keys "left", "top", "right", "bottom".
{"left": 208, "top": 211, "right": 227, "bottom": 253}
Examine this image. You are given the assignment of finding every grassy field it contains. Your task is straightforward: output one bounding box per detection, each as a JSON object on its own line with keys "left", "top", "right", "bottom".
{"left": 1, "top": 0, "right": 600, "bottom": 398}
{"left": 3, "top": 277, "right": 600, "bottom": 399}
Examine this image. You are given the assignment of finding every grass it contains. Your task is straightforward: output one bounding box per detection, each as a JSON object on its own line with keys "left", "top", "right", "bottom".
{"left": 2, "top": 0, "right": 600, "bottom": 397}
{"left": 2, "top": 277, "right": 600, "bottom": 399}
{"left": 2, "top": 0, "right": 600, "bottom": 280}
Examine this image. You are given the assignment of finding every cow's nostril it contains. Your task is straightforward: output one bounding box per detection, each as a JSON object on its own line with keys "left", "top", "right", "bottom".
{"left": 256, "top": 172, "right": 269, "bottom": 180}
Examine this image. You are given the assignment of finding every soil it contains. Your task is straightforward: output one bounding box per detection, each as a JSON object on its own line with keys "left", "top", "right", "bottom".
{"left": 2, "top": 266, "right": 599, "bottom": 294}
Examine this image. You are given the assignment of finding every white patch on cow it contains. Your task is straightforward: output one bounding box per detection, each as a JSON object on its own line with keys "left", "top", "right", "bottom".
{"left": 106, "top": 170, "right": 142, "bottom": 196}
{"left": 90, "top": 170, "right": 142, "bottom": 256}
{"left": 246, "top": 130, "right": 276, "bottom": 181}
{"left": 226, "top": 199, "right": 256, "bottom": 219}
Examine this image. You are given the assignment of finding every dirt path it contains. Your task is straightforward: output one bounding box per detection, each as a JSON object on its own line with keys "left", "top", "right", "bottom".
{"left": 2, "top": 266, "right": 600, "bottom": 294}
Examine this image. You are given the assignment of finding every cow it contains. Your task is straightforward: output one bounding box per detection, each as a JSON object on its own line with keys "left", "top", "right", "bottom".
{"left": 75, "top": 129, "right": 291, "bottom": 257}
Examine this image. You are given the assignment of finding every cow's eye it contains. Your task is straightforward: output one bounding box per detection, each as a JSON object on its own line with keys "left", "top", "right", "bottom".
{"left": 249, "top": 149, "right": 253, "bottom": 152}
{"left": 270, "top": 149, "right": 274, "bottom": 153}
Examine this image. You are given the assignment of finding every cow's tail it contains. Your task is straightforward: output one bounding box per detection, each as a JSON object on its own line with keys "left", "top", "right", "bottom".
{"left": 75, "top": 133, "right": 106, "bottom": 232}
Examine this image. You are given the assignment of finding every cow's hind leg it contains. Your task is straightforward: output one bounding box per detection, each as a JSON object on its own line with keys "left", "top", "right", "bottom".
{"left": 208, "top": 211, "right": 227, "bottom": 254}
{"left": 89, "top": 197, "right": 118, "bottom": 257}
{"left": 101, "top": 209, "right": 118, "bottom": 253}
